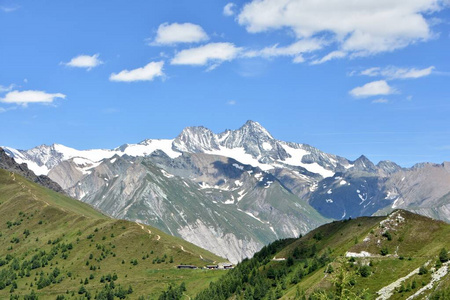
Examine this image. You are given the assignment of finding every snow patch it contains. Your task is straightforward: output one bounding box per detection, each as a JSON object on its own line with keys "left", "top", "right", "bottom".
{"left": 262, "top": 142, "right": 272, "bottom": 151}
{"left": 264, "top": 181, "right": 273, "bottom": 189}
{"left": 161, "top": 169, "right": 174, "bottom": 178}
{"left": 206, "top": 146, "right": 273, "bottom": 171}
{"left": 232, "top": 163, "right": 244, "bottom": 170}
{"left": 237, "top": 208, "right": 267, "bottom": 224}
{"left": 279, "top": 144, "right": 335, "bottom": 178}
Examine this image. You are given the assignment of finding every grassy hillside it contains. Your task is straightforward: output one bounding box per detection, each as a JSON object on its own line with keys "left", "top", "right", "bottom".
{"left": 194, "top": 210, "right": 450, "bottom": 300}
{"left": 0, "top": 169, "right": 226, "bottom": 299}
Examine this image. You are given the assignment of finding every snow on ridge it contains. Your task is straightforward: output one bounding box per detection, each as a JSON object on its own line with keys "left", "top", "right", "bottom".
{"left": 122, "top": 139, "right": 181, "bottom": 159}
{"left": 279, "top": 144, "right": 335, "bottom": 178}
{"left": 2, "top": 147, "right": 50, "bottom": 175}
{"left": 206, "top": 146, "right": 273, "bottom": 171}
{"left": 6, "top": 139, "right": 181, "bottom": 176}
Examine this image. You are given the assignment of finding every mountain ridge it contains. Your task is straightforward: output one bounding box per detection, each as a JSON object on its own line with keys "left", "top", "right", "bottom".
{"left": 3, "top": 120, "right": 450, "bottom": 263}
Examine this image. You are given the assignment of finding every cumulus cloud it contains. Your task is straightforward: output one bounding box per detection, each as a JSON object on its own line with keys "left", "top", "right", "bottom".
{"left": 238, "top": 0, "right": 445, "bottom": 57}
{"left": 223, "top": 3, "right": 236, "bottom": 16}
{"left": 361, "top": 66, "right": 435, "bottom": 79}
{"left": 244, "top": 39, "right": 324, "bottom": 62}
{"left": 349, "top": 80, "right": 396, "bottom": 98}
{"left": 0, "top": 90, "right": 66, "bottom": 106}
{"left": 63, "top": 54, "right": 103, "bottom": 70}
{"left": 151, "top": 23, "right": 209, "bottom": 45}
{"left": 171, "top": 43, "right": 242, "bottom": 67}
{"left": 109, "top": 61, "right": 165, "bottom": 82}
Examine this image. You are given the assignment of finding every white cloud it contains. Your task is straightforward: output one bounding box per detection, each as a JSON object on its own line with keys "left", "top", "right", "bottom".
{"left": 152, "top": 23, "right": 209, "bottom": 45}
{"left": 0, "top": 84, "right": 14, "bottom": 93}
{"left": 226, "top": 100, "right": 237, "bottom": 105}
{"left": 0, "top": 90, "right": 66, "bottom": 106}
{"left": 223, "top": 3, "right": 236, "bottom": 16}
{"left": 63, "top": 54, "right": 103, "bottom": 70}
{"left": 361, "top": 66, "right": 435, "bottom": 79}
{"left": 349, "top": 80, "right": 396, "bottom": 98}
{"left": 171, "top": 43, "right": 242, "bottom": 67}
{"left": 372, "top": 98, "right": 389, "bottom": 104}
{"left": 244, "top": 39, "right": 324, "bottom": 62}
{"left": 0, "top": 107, "right": 6, "bottom": 113}
{"left": 311, "top": 51, "right": 347, "bottom": 65}
{"left": 238, "top": 0, "right": 445, "bottom": 56}
{"left": 0, "top": 5, "right": 20, "bottom": 12}
{"left": 109, "top": 61, "right": 165, "bottom": 82}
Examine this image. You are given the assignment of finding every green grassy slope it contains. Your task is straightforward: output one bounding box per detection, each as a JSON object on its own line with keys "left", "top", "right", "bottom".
{"left": 194, "top": 210, "right": 450, "bottom": 300}
{"left": 0, "top": 169, "right": 226, "bottom": 299}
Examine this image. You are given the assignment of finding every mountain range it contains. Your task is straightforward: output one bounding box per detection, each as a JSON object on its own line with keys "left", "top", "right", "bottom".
{"left": 3, "top": 120, "right": 450, "bottom": 263}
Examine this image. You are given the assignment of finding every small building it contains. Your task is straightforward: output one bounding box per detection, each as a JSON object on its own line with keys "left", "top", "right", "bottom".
{"left": 271, "top": 257, "right": 286, "bottom": 262}
{"left": 205, "top": 265, "right": 218, "bottom": 269}
{"left": 177, "top": 265, "right": 197, "bottom": 269}
{"left": 218, "top": 262, "right": 234, "bottom": 269}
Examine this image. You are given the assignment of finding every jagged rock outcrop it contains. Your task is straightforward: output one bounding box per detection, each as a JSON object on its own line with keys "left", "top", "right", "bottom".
{"left": 0, "top": 147, "right": 65, "bottom": 193}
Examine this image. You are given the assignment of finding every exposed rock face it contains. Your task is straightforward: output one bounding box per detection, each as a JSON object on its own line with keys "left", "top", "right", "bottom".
{"left": 3, "top": 120, "right": 450, "bottom": 261}
{"left": 0, "top": 148, "right": 64, "bottom": 193}
{"left": 59, "top": 153, "right": 326, "bottom": 263}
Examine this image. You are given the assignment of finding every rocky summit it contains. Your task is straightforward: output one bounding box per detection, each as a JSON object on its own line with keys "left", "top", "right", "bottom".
{"left": 3, "top": 121, "right": 450, "bottom": 263}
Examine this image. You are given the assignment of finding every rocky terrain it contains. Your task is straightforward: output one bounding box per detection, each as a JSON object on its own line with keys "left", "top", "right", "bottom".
{"left": 3, "top": 120, "right": 450, "bottom": 262}
{"left": 0, "top": 147, "right": 64, "bottom": 193}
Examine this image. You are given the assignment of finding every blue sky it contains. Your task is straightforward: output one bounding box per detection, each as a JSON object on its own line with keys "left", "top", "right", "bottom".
{"left": 1, "top": 0, "right": 449, "bottom": 167}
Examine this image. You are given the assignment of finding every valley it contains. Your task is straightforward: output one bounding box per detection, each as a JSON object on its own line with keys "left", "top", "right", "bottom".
{"left": 4, "top": 121, "right": 450, "bottom": 263}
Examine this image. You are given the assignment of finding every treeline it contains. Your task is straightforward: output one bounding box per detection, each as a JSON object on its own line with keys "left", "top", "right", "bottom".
{"left": 192, "top": 238, "right": 331, "bottom": 300}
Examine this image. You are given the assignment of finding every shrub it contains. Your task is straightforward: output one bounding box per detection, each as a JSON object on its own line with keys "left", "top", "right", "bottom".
{"left": 418, "top": 265, "right": 428, "bottom": 275}
{"left": 382, "top": 231, "right": 392, "bottom": 241}
{"left": 359, "top": 265, "right": 371, "bottom": 277}
{"left": 439, "top": 248, "right": 448, "bottom": 263}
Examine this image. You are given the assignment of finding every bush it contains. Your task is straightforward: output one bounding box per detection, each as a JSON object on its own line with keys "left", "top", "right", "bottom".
{"left": 382, "top": 231, "right": 392, "bottom": 241}
{"left": 439, "top": 248, "right": 448, "bottom": 263}
{"left": 380, "top": 247, "right": 389, "bottom": 256}
{"left": 359, "top": 265, "right": 371, "bottom": 277}
{"left": 418, "top": 265, "right": 428, "bottom": 275}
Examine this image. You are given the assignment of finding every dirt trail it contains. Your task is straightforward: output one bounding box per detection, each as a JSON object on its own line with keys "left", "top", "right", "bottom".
{"left": 135, "top": 221, "right": 152, "bottom": 234}
{"left": 11, "top": 172, "right": 48, "bottom": 205}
